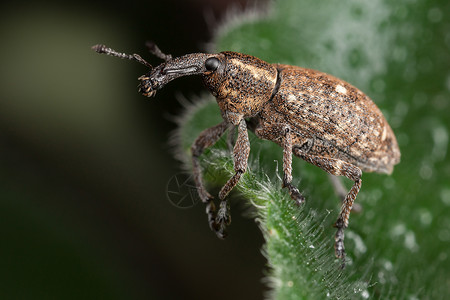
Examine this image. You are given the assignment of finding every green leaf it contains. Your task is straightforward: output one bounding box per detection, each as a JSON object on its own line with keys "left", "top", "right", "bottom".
{"left": 175, "top": 0, "right": 450, "bottom": 298}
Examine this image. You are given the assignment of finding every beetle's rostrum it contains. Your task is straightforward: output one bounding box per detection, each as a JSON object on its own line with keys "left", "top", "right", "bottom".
{"left": 92, "top": 43, "right": 401, "bottom": 268}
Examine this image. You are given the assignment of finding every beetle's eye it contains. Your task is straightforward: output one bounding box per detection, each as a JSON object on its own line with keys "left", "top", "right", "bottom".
{"left": 205, "top": 57, "right": 220, "bottom": 71}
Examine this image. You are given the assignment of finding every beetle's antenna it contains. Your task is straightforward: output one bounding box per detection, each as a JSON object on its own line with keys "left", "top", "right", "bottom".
{"left": 145, "top": 41, "right": 172, "bottom": 61}
{"left": 91, "top": 44, "right": 153, "bottom": 69}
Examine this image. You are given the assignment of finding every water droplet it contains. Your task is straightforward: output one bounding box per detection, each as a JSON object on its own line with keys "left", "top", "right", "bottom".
{"left": 397, "top": 132, "right": 409, "bottom": 147}
{"left": 309, "top": 244, "right": 315, "bottom": 249}
{"left": 346, "top": 230, "right": 367, "bottom": 254}
{"left": 361, "top": 289, "right": 370, "bottom": 299}
{"left": 418, "top": 209, "right": 432, "bottom": 226}
{"left": 365, "top": 188, "right": 383, "bottom": 206}
{"left": 391, "top": 225, "right": 419, "bottom": 251}
{"left": 404, "top": 231, "right": 419, "bottom": 252}
{"left": 383, "top": 260, "right": 393, "bottom": 271}
{"left": 287, "top": 280, "right": 294, "bottom": 287}
{"left": 391, "top": 101, "right": 409, "bottom": 127}
{"left": 395, "top": 6, "right": 408, "bottom": 19}
{"left": 446, "top": 32, "right": 450, "bottom": 49}
{"left": 432, "top": 126, "right": 448, "bottom": 161}
{"left": 428, "top": 7, "right": 443, "bottom": 23}
{"left": 378, "top": 271, "right": 386, "bottom": 284}
{"left": 383, "top": 177, "right": 396, "bottom": 189}
{"left": 440, "top": 188, "right": 450, "bottom": 206}
{"left": 390, "top": 223, "right": 406, "bottom": 237}
{"left": 438, "top": 228, "right": 450, "bottom": 242}
{"left": 432, "top": 93, "right": 448, "bottom": 110}
{"left": 412, "top": 92, "right": 428, "bottom": 108}
{"left": 372, "top": 78, "right": 386, "bottom": 92}
{"left": 269, "top": 228, "right": 280, "bottom": 239}
{"left": 419, "top": 163, "right": 433, "bottom": 180}
{"left": 395, "top": 101, "right": 408, "bottom": 116}
{"left": 418, "top": 57, "right": 433, "bottom": 73}
{"left": 446, "top": 73, "right": 450, "bottom": 92}
{"left": 403, "top": 63, "right": 417, "bottom": 82}
{"left": 392, "top": 46, "right": 407, "bottom": 62}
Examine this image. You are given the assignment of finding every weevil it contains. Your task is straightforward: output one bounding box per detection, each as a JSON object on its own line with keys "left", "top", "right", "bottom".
{"left": 92, "top": 42, "right": 401, "bottom": 267}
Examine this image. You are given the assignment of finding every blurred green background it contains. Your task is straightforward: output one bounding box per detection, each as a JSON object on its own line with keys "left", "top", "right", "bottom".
{"left": 179, "top": 0, "right": 450, "bottom": 298}
{"left": 0, "top": 0, "right": 268, "bottom": 299}
{"left": 1, "top": 0, "right": 449, "bottom": 299}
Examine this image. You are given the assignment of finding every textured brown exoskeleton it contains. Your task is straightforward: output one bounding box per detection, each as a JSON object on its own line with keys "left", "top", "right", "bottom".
{"left": 92, "top": 43, "right": 401, "bottom": 267}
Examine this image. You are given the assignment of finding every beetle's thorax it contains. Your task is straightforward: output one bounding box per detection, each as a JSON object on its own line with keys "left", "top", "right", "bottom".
{"left": 202, "top": 52, "right": 277, "bottom": 125}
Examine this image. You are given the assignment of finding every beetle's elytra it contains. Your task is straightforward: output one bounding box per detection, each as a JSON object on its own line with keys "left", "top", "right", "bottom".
{"left": 92, "top": 42, "right": 400, "bottom": 267}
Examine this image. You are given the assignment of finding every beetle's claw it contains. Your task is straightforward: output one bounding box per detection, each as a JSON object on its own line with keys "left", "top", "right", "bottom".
{"left": 199, "top": 189, "right": 214, "bottom": 203}
{"left": 218, "top": 201, "right": 231, "bottom": 224}
{"left": 290, "top": 189, "right": 305, "bottom": 206}
{"left": 334, "top": 226, "right": 347, "bottom": 268}
{"left": 215, "top": 228, "right": 228, "bottom": 239}
{"left": 283, "top": 183, "right": 305, "bottom": 205}
{"left": 214, "top": 200, "right": 231, "bottom": 239}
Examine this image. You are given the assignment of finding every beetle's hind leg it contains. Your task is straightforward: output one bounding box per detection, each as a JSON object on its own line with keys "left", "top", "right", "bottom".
{"left": 191, "top": 121, "right": 229, "bottom": 234}
{"left": 328, "top": 175, "right": 362, "bottom": 213}
{"left": 293, "top": 149, "right": 362, "bottom": 268}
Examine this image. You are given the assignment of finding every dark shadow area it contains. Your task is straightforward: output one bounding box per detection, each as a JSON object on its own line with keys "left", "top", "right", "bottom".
{"left": 0, "top": 0, "right": 268, "bottom": 299}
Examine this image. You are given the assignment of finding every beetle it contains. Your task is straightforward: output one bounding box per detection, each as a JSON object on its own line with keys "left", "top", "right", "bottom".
{"left": 92, "top": 42, "right": 401, "bottom": 267}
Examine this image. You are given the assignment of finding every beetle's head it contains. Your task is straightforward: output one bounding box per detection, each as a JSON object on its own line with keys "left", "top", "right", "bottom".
{"left": 92, "top": 43, "right": 214, "bottom": 98}
{"left": 201, "top": 51, "right": 278, "bottom": 121}
{"left": 92, "top": 44, "right": 278, "bottom": 122}
{"left": 141, "top": 51, "right": 278, "bottom": 122}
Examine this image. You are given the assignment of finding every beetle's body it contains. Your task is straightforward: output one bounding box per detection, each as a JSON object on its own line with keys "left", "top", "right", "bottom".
{"left": 92, "top": 44, "right": 400, "bottom": 267}
{"left": 201, "top": 51, "right": 400, "bottom": 174}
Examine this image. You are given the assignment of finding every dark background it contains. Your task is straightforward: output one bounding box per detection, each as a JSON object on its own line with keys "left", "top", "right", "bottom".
{"left": 0, "top": 0, "right": 269, "bottom": 299}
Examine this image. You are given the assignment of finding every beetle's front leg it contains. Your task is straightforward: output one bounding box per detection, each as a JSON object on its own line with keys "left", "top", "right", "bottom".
{"left": 216, "top": 118, "right": 250, "bottom": 238}
{"left": 191, "top": 121, "right": 229, "bottom": 232}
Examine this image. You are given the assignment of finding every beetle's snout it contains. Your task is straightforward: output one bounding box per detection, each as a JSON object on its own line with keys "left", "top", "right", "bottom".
{"left": 137, "top": 53, "right": 216, "bottom": 97}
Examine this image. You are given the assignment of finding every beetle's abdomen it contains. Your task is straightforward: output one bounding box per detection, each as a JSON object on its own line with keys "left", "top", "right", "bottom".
{"left": 271, "top": 65, "right": 400, "bottom": 174}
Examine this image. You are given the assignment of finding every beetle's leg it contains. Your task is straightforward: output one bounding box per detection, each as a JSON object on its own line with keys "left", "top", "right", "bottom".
{"left": 191, "top": 121, "right": 229, "bottom": 233}
{"left": 328, "top": 175, "right": 362, "bottom": 213}
{"left": 216, "top": 119, "right": 250, "bottom": 238}
{"left": 215, "top": 198, "right": 231, "bottom": 239}
{"left": 145, "top": 41, "right": 172, "bottom": 61}
{"left": 293, "top": 149, "right": 362, "bottom": 268}
{"left": 226, "top": 124, "right": 236, "bottom": 152}
{"left": 252, "top": 121, "right": 306, "bottom": 205}
{"left": 282, "top": 127, "right": 305, "bottom": 205}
